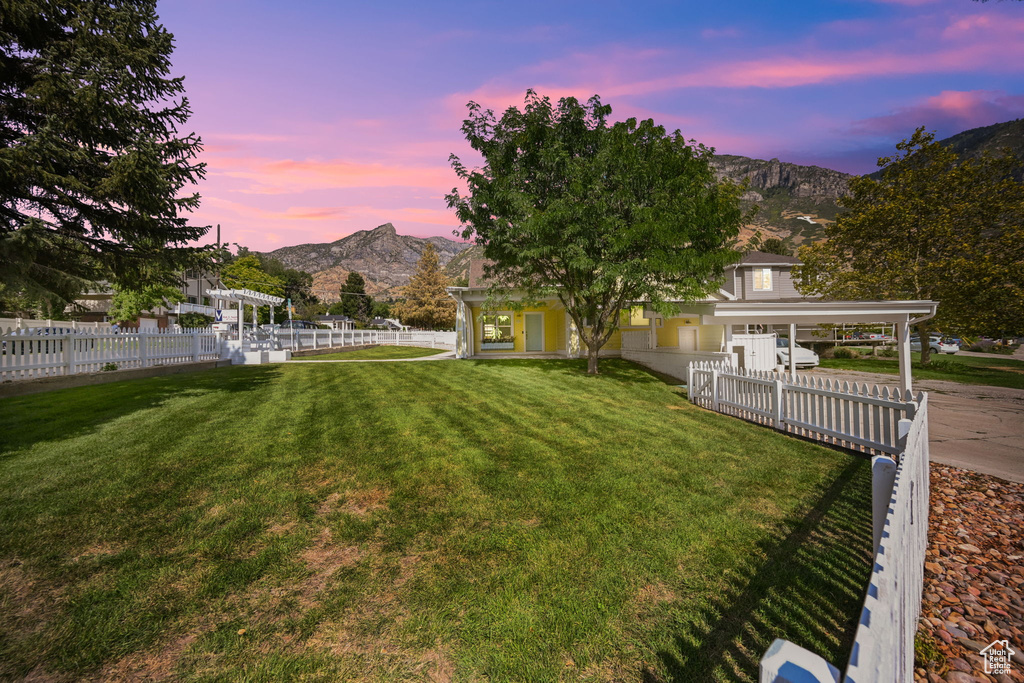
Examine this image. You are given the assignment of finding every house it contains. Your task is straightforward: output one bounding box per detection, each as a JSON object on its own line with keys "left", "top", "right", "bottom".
{"left": 369, "top": 317, "right": 409, "bottom": 331}
{"left": 317, "top": 314, "right": 356, "bottom": 331}
{"left": 70, "top": 270, "right": 221, "bottom": 328}
{"left": 447, "top": 253, "right": 938, "bottom": 392}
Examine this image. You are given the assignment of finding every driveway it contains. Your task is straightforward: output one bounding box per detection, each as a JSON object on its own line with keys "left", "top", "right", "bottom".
{"left": 810, "top": 368, "right": 1024, "bottom": 484}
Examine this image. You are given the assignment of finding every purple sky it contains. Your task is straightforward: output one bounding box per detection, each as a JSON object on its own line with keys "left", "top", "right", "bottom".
{"left": 156, "top": 0, "right": 1024, "bottom": 252}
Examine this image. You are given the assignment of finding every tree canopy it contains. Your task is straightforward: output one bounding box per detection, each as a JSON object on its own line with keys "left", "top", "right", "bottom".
{"left": 392, "top": 243, "right": 455, "bottom": 330}
{"left": 796, "top": 127, "right": 1024, "bottom": 361}
{"left": 330, "top": 272, "right": 372, "bottom": 320}
{"left": 1, "top": 0, "right": 211, "bottom": 308}
{"left": 108, "top": 284, "right": 183, "bottom": 325}
{"left": 446, "top": 91, "right": 744, "bottom": 373}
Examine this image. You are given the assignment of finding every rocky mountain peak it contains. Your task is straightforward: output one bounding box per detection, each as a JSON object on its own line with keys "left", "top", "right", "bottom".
{"left": 370, "top": 222, "right": 397, "bottom": 236}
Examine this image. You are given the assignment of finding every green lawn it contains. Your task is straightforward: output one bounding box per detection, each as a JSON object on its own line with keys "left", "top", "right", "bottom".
{"left": 296, "top": 345, "right": 447, "bottom": 361}
{"left": 0, "top": 359, "right": 872, "bottom": 682}
{"left": 819, "top": 351, "right": 1024, "bottom": 390}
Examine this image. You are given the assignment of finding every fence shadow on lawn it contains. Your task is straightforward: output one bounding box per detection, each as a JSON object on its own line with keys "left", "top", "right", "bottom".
{"left": 0, "top": 365, "right": 283, "bottom": 454}
{"left": 651, "top": 456, "right": 874, "bottom": 682}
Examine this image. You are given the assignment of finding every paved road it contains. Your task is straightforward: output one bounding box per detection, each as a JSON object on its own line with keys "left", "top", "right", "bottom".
{"left": 811, "top": 368, "right": 1024, "bottom": 484}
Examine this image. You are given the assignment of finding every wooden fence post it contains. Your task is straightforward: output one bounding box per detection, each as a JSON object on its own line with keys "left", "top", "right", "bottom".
{"left": 139, "top": 333, "right": 149, "bottom": 368}
{"left": 711, "top": 366, "right": 720, "bottom": 412}
{"left": 773, "top": 378, "right": 784, "bottom": 430}
{"left": 871, "top": 455, "right": 897, "bottom": 552}
{"left": 64, "top": 334, "right": 76, "bottom": 375}
{"left": 192, "top": 332, "right": 201, "bottom": 362}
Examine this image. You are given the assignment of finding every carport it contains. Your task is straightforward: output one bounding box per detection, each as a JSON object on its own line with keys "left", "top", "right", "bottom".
{"left": 700, "top": 300, "right": 939, "bottom": 393}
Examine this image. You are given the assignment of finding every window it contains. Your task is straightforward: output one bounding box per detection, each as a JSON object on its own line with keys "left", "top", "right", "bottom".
{"left": 482, "top": 314, "right": 513, "bottom": 342}
{"left": 753, "top": 268, "right": 773, "bottom": 291}
{"left": 619, "top": 305, "right": 647, "bottom": 327}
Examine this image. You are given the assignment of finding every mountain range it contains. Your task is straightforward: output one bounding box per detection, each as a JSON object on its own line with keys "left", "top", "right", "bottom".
{"left": 261, "top": 118, "right": 1023, "bottom": 300}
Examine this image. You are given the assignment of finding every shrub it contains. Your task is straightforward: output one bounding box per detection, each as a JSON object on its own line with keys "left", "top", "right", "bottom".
{"left": 878, "top": 347, "right": 898, "bottom": 358}
{"left": 831, "top": 346, "right": 859, "bottom": 359}
{"left": 178, "top": 312, "right": 213, "bottom": 328}
{"left": 101, "top": 363, "right": 119, "bottom": 372}
{"left": 923, "top": 358, "right": 974, "bottom": 374}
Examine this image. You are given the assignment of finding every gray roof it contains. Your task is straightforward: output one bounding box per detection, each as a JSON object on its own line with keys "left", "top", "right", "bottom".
{"left": 736, "top": 251, "right": 802, "bottom": 266}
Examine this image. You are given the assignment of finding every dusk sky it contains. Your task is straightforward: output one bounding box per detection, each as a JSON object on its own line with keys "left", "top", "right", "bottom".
{"left": 156, "top": 0, "right": 1024, "bottom": 252}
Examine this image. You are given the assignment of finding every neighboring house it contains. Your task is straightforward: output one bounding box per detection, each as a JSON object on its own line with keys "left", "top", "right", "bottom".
{"left": 447, "top": 253, "right": 938, "bottom": 389}
{"left": 369, "top": 317, "right": 409, "bottom": 331}
{"left": 317, "top": 314, "right": 356, "bottom": 330}
{"left": 69, "top": 270, "right": 221, "bottom": 328}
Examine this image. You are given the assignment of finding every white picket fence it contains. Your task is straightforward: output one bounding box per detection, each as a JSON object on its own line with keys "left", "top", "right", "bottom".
{"left": 276, "top": 329, "right": 455, "bottom": 352}
{"left": 685, "top": 363, "right": 931, "bottom": 682}
{"left": 1, "top": 327, "right": 220, "bottom": 381}
{"left": 687, "top": 362, "right": 914, "bottom": 455}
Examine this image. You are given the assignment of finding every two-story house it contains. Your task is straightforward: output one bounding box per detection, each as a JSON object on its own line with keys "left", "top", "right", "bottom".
{"left": 447, "top": 252, "right": 937, "bottom": 388}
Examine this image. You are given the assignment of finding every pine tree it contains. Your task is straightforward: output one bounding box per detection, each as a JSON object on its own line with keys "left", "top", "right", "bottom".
{"left": 1, "top": 0, "right": 211, "bottom": 306}
{"left": 338, "top": 272, "right": 371, "bottom": 320}
{"left": 393, "top": 244, "right": 455, "bottom": 330}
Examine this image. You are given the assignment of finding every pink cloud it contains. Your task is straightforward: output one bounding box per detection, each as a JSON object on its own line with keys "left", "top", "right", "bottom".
{"left": 848, "top": 89, "right": 1024, "bottom": 137}
{"left": 204, "top": 197, "right": 350, "bottom": 222}
{"left": 204, "top": 156, "right": 455, "bottom": 194}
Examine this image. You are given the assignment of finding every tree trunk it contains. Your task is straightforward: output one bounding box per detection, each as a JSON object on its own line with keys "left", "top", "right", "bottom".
{"left": 587, "top": 345, "right": 600, "bottom": 374}
{"left": 916, "top": 322, "right": 932, "bottom": 365}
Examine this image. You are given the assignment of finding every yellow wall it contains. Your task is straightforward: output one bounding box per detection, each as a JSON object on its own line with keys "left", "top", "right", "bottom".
{"left": 470, "top": 303, "right": 564, "bottom": 353}
{"left": 655, "top": 317, "right": 724, "bottom": 352}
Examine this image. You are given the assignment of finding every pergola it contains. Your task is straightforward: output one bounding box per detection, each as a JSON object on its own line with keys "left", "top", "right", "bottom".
{"left": 207, "top": 288, "right": 286, "bottom": 341}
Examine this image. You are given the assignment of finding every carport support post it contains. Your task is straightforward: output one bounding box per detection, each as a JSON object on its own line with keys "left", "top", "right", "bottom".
{"left": 898, "top": 316, "right": 912, "bottom": 395}
{"left": 788, "top": 323, "right": 797, "bottom": 379}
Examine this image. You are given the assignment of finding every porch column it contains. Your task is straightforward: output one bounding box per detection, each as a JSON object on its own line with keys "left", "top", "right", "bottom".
{"left": 897, "top": 315, "right": 912, "bottom": 395}
{"left": 789, "top": 323, "right": 797, "bottom": 379}
{"left": 649, "top": 316, "right": 657, "bottom": 350}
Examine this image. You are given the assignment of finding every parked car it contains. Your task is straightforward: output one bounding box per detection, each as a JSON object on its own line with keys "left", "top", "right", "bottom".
{"left": 279, "top": 320, "right": 319, "bottom": 330}
{"left": 776, "top": 337, "right": 820, "bottom": 368}
{"left": 910, "top": 335, "right": 958, "bottom": 355}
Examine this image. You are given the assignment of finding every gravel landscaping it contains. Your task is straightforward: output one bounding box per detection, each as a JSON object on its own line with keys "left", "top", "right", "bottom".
{"left": 915, "top": 465, "right": 1024, "bottom": 683}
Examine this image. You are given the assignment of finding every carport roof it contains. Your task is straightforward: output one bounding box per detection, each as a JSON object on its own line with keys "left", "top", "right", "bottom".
{"left": 700, "top": 299, "right": 938, "bottom": 325}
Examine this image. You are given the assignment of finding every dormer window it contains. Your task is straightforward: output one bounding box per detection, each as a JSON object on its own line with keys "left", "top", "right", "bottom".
{"left": 753, "top": 268, "right": 773, "bottom": 291}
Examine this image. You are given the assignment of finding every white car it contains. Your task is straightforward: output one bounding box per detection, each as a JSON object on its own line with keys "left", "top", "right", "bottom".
{"left": 776, "top": 338, "right": 820, "bottom": 368}
{"left": 910, "top": 336, "right": 958, "bottom": 354}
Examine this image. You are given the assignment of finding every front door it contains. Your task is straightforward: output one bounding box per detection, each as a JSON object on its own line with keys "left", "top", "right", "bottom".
{"left": 525, "top": 313, "right": 544, "bottom": 352}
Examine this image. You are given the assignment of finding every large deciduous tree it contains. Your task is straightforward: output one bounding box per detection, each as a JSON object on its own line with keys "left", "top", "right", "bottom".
{"left": 392, "top": 243, "right": 455, "bottom": 330}
{"left": 107, "top": 283, "right": 183, "bottom": 325}
{"left": 446, "top": 91, "right": 744, "bottom": 374}
{"left": 1, "top": 0, "right": 211, "bottom": 307}
{"left": 795, "top": 127, "right": 1024, "bottom": 364}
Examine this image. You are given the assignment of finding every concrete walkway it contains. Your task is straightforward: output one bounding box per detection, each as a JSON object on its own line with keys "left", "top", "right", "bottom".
{"left": 288, "top": 351, "right": 456, "bottom": 363}
{"left": 811, "top": 367, "right": 1024, "bottom": 484}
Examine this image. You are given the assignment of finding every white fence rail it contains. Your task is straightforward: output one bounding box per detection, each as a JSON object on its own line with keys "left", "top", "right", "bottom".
{"left": 1, "top": 328, "right": 220, "bottom": 381}
{"left": 277, "top": 329, "right": 455, "bottom": 352}
{"left": 687, "top": 363, "right": 931, "bottom": 683}
{"left": 687, "top": 362, "right": 914, "bottom": 455}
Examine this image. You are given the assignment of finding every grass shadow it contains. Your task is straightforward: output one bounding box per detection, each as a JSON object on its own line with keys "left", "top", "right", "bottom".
{"left": 652, "top": 456, "right": 873, "bottom": 681}
{"left": 0, "top": 365, "right": 282, "bottom": 454}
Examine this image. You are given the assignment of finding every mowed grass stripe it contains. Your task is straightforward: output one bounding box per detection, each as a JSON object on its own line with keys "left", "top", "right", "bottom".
{"left": 0, "top": 359, "right": 872, "bottom": 682}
